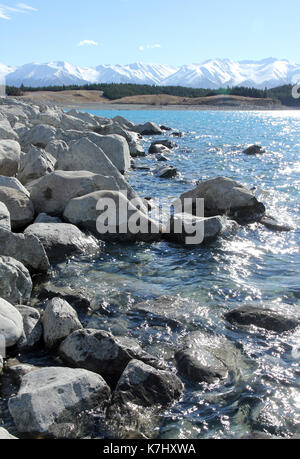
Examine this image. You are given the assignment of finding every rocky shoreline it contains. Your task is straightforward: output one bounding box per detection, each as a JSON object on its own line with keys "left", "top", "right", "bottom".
{"left": 0, "top": 97, "right": 298, "bottom": 440}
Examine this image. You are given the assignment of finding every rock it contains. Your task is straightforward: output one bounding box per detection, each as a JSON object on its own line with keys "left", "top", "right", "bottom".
{"left": 128, "top": 140, "right": 146, "bottom": 158}
{"left": 259, "top": 216, "right": 293, "bottom": 232}
{"left": 150, "top": 139, "right": 176, "bottom": 151}
{"left": 34, "top": 213, "right": 62, "bottom": 223}
{"left": 93, "top": 122, "right": 134, "bottom": 143}
{"left": 59, "top": 328, "right": 161, "bottom": 385}
{"left": 43, "top": 297, "right": 82, "bottom": 349}
{"left": 165, "top": 214, "right": 224, "bottom": 245}
{"left": 177, "top": 176, "right": 266, "bottom": 223}
{"left": 28, "top": 170, "right": 122, "bottom": 216}
{"left": 0, "top": 186, "right": 34, "bottom": 230}
{"left": 18, "top": 145, "right": 56, "bottom": 185}
{"left": 0, "top": 227, "right": 50, "bottom": 273}
{"left": 60, "top": 113, "right": 90, "bottom": 131}
{"left": 0, "top": 356, "right": 3, "bottom": 374}
{"left": 154, "top": 165, "right": 177, "bottom": 179}
{"left": 0, "top": 362, "right": 37, "bottom": 397}
{"left": 225, "top": 305, "right": 300, "bottom": 333}
{"left": 134, "top": 122, "right": 162, "bottom": 135}
{"left": 20, "top": 124, "right": 57, "bottom": 152}
{"left": 8, "top": 366, "right": 111, "bottom": 438}
{"left": 67, "top": 109, "right": 100, "bottom": 127}
{"left": 0, "top": 118, "right": 19, "bottom": 141}
{"left": 45, "top": 139, "right": 69, "bottom": 160}
{"left": 175, "top": 332, "right": 245, "bottom": 384}
{"left": 36, "top": 284, "right": 91, "bottom": 311}
{"left": 0, "top": 297, "right": 24, "bottom": 347}
{"left": 111, "top": 359, "right": 183, "bottom": 407}
{"left": 32, "top": 109, "right": 61, "bottom": 128}
{"left": 0, "top": 201, "right": 10, "bottom": 230}
{"left": 0, "top": 257, "right": 32, "bottom": 304}
{"left": 160, "top": 125, "right": 172, "bottom": 131}
{"left": 0, "top": 176, "right": 30, "bottom": 197}
{"left": 243, "top": 145, "right": 265, "bottom": 155}
{"left": 0, "top": 139, "right": 21, "bottom": 177}
{"left": 149, "top": 144, "right": 171, "bottom": 155}
{"left": 85, "top": 133, "right": 131, "bottom": 173}
{"left": 24, "top": 223, "right": 99, "bottom": 263}
{"left": 15, "top": 305, "right": 42, "bottom": 350}
{"left": 155, "top": 153, "right": 168, "bottom": 162}
{"left": 171, "top": 132, "right": 183, "bottom": 137}
{"left": 112, "top": 116, "right": 135, "bottom": 130}
{"left": 0, "top": 428, "right": 18, "bottom": 439}
{"left": 63, "top": 190, "right": 161, "bottom": 242}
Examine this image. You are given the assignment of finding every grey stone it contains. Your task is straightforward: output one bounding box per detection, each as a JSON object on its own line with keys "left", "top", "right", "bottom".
{"left": 18, "top": 145, "right": 56, "bottom": 185}
{"left": 0, "top": 186, "right": 34, "bottom": 230}
{"left": 0, "top": 201, "right": 10, "bottom": 230}
{"left": 0, "top": 256, "right": 32, "bottom": 304}
{"left": 0, "top": 139, "right": 21, "bottom": 176}
{"left": 0, "top": 297, "right": 24, "bottom": 347}
{"left": 16, "top": 305, "right": 42, "bottom": 350}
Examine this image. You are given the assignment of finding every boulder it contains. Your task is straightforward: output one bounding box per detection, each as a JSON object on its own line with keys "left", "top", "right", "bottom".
{"left": 111, "top": 359, "right": 183, "bottom": 407}
{"left": 0, "top": 139, "right": 21, "bottom": 177}
{"left": 34, "top": 213, "right": 62, "bottom": 223}
{"left": 150, "top": 139, "right": 176, "bottom": 150}
{"left": 93, "top": 122, "right": 134, "bottom": 143}
{"left": 0, "top": 201, "right": 10, "bottom": 230}
{"left": 24, "top": 223, "right": 99, "bottom": 263}
{"left": 28, "top": 170, "right": 121, "bottom": 216}
{"left": 0, "top": 257, "right": 32, "bottom": 304}
{"left": 21, "top": 124, "right": 57, "bottom": 152}
{"left": 149, "top": 144, "right": 171, "bottom": 155}
{"left": 0, "top": 428, "right": 18, "bottom": 439}
{"left": 0, "top": 176, "right": 30, "bottom": 197}
{"left": 177, "top": 176, "right": 266, "bottom": 223}
{"left": 175, "top": 332, "right": 246, "bottom": 384}
{"left": 0, "top": 297, "right": 24, "bottom": 347}
{"left": 165, "top": 214, "right": 224, "bottom": 245}
{"left": 15, "top": 305, "right": 42, "bottom": 350}
{"left": 243, "top": 145, "right": 265, "bottom": 155}
{"left": 32, "top": 109, "right": 61, "bottom": 128}
{"left": 45, "top": 139, "right": 69, "bottom": 160}
{"left": 86, "top": 133, "right": 131, "bottom": 173}
{"left": 36, "top": 284, "right": 91, "bottom": 311}
{"left": 18, "top": 145, "right": 56, "bottom": 185}
{"left": 60, "top": 113, "right": 90, "bottom": 131}
{"left": 155, "top": 153, "right": 168, "bottom": 162}
{"left": 0, "top": 186, "right": 34, "bottom": 230}
{"left": 128, "top": 140, "right": 146, "bottom": 158}
{"left": 43, "top": 297, "right": 83, "bottom": 349}
{"left": 66, "top": 109, "right": 100, "bottom": 127}
{"left": 63, "top": 190, "right": 161, "bottom": 242}
{"left": 154, "top": 165, "right": 177, "bottom": 179}
{"left": 8, "top": 367, "right": 111, "bottom": 438}
{"left": 0, "top": 227, "right": 50, "bottom": 273}
{"left": 225, "top": 305, "right": 300, "bottom": 333}
{"left": 0, "top": 118, "right": 19, "bottom": 141}
{"left": 59, "top": 328, "right": 161, "bottom": 385}
{"left": 112, "top": 115, "right": 136, "bottom": 130}
{"left": 134, "top": 122, "right": 162, "bottom": 135}
{"left": 259, "top": 215, "right": 293, "bottom": 232}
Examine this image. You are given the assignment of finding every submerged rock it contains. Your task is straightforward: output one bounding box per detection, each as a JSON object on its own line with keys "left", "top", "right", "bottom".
{"left": 243, "top": 145, "right": 265, "bottom": 155}
{"left": 259, "top": 215, "right": 293, "bottom": 232}
{"left": 225, "top": 305, "right": 300, "bottom": 333}
{"left": 8, "top": 367, "right": 111, "bottom": 438}
{"left": 0, "top": 256, "right": 32, "bottom": 304}
{"left": 0, "top": 297, "right": 24, "bottom": 348}
{"left": 24, "top": 222, "right": 99, "bottom": 263}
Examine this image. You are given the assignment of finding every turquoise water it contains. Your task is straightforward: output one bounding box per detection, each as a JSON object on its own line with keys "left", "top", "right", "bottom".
{"left": 52, "top": 110, "right": 300, "bottom": 438}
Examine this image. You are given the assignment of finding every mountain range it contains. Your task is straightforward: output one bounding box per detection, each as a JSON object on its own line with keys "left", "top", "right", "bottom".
{"left": 1, "top": 58, "right": 300, "bottom": 89}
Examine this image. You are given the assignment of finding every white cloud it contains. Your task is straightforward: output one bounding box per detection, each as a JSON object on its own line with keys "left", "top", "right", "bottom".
{"left": 139, "top": 44, "right": 161, "bottom": 51}
{"left": 77, "top": 40, "right": 99, "bottom": 47}
{"left": 0, "top": 7, "right": 9, "bottom": 19}
{"left": 0, "top": 3, "right": 37, "bottom": 19}
{"left": 16, "top": 3, "right": 38, "bottom": 11}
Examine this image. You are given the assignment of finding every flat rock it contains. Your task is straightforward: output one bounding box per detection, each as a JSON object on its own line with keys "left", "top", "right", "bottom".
{"left": 0, "top": 256, "right": 32, "bottom": 304}
{"left": 0, "top": 297, "right": 24, "bottom": 347}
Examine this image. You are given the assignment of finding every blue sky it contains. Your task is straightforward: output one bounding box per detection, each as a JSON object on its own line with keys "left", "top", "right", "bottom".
{"left": 0, "top": 0, "right": 299, "bottom": 66}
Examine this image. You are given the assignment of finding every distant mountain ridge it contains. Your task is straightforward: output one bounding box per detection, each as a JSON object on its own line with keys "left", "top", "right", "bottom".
{"left": 1, "top": 58, "right": 300, "bottom": 89}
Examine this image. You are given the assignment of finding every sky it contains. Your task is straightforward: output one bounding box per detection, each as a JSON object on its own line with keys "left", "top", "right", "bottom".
{"left": 0, "top": 0, "right": 299, "bottom": 67}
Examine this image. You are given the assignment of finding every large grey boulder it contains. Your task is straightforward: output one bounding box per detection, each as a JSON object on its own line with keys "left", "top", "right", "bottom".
{"left": 66, "top": 109, "right": 100, "bottom": 127}
{"left": 85, "top": 133, "right": 131, "bottom": 173}
{"left": 177, "top": 176, "right": 266, "bottom": 223}
{"left": 112, "top": 115, "right": 136, "bottom": 130}
{"left": 21, "top": 124, "right": 57, "bottom": 152}
{"left": 0, "top": 257, "right": 32, "bottom": 304}
{"left": 63, "top": 190, "right": 161, "bottom": 242}
{"left": 8, "top": 367, "right": 111, "bottom": 438}
{"left": 154, "top": 165, "right": 177, "bottom": 179}
{"left": 60, "top": 113, "right": 91, "bottom": 131}
{"left": 134, "top": 122, "right": 162, "bottom": 135}
{"left": 0, "top": 428, "right": 18, "bottom": 439}
{"left": 0, "top": 139, "right": 21, "bottom": 176}
{"left": 0, "top": 227, "right": 50, "bottom": 273}
{"left": 28, "top": 170, "right": 123, "bottom": 216}
{"left": 0, "top": 297, "right": 24, "bottom": 347}
{"left": 18, "top": 145, "right": 56, "bottom": 185}
{"left": 0, "top": 118, "right": 19, "bottom": 141}
{"left": 31, "top": 109, "right": 61, "bottom": 128}
{"left": 0, "top": 186, "right": 34, "bottom": 230}
{"left": 225, "top": 305, "right": 300, "bottom": 333}
{"left": 15, "top": 305, "right": 42, "bottom": 350}
{"left": 59, "top": 328, "right": 161, "bottom": 385}
{"left": 43, "top": 297, "right": 82, "bottom": 349}
{"left": 45, "top": 139, "right": 69, "bottom": 160}
{"left": 175, "top": 332, "right": 246, "bottom": 384}
{"left": 34, "top": 213, "right": 62, "bottom": 224}
{"left": 0, "top": 201, "right": 10, "bottom": 230}
{"left": 0, "top": 176, "right": 30, "bottom": 197}
{"left": 128, "top": 140, "right": 146, "bottom": 158}
{"left": 24, "top": 223, "right": 99, "bottom": 263}
{"left": 165, "top": 213, "right": 224, "bottom": 245}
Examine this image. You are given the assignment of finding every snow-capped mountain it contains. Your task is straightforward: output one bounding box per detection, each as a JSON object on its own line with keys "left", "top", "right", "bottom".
{"left": 1, "top": 58, "right": 300, "bottom": 89}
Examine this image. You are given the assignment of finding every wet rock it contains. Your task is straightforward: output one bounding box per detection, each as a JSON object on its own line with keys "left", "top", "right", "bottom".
{"left": 149, "top": 143, "right": 171, "bottom": 155}
{"left": 0, "top": 297, "right": 24, "bottom": 347}
{"left": 18, "top": 145, "right": 56, "bottom": 185}
{"left": 171, "top": 131, "right": 183, "bottom": 137}
{"left": 15, "top": 306, "right": 42, "bottom": 350}
{"left": 0, "top": 201, "right": 10, "bottom": 230}
{"left": 59, "top": 328, "right": 162, "bottom": 386}
{"left": 24, "top": 223, "right": 99, "bottom": 263}
{"left": 134, "top": 122, "right": 162, "bottom": 136}
{"left": 64, "top": 190, "right": 161, "bottom": 243}
{"left": 8, "top": 366, "right": 111, "bottom": 438}
{"left": 0, "top": 257, "right": 32, "bottom": 304}
{"left": 259, "top": 216, "right": 293, "bottom": 232}
{"left": 155, "top": 153, "right": 168, "bottom": 162}
{"left": 165, "top": 213, "right": 223, "bottom": 245}
{"left": 243, "top": 145, "right": 265, "bottom": 155}
{"left": 154, "top": 165, "right": 177, "bottom": 179}
{"left": 225, "top": 305, "right": 300, "bottom": 333}
{"left": 177, "top": 176, "right": 266, "bottom": 223}
{"left": 128, "top": 140, "right": 146, "bottom": 158}
{"left": 43, "top": 297, "right": 82, "bottom": 349}
{"left": 0, "top": 427, "right": 18, "bottom": 439}
{"left": 150, "top": 139, "right": 176, "bottom": 150}
{"left": 0, "top": 139, "right": 21, "bottom": 176}
{"left": 0, "top": 227, "right": 50, "bottom": 273}
{"left": 160, "top": 125, "right": 172, "bottom": 131}
{"left": 36, "top": 284, "right": 91, "bottom": 311}
{"left": 175, "top": 332, "right": 245, "bottom": 384}
{"left": 0, "top": 186, "right": 34, "bottom": 230}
